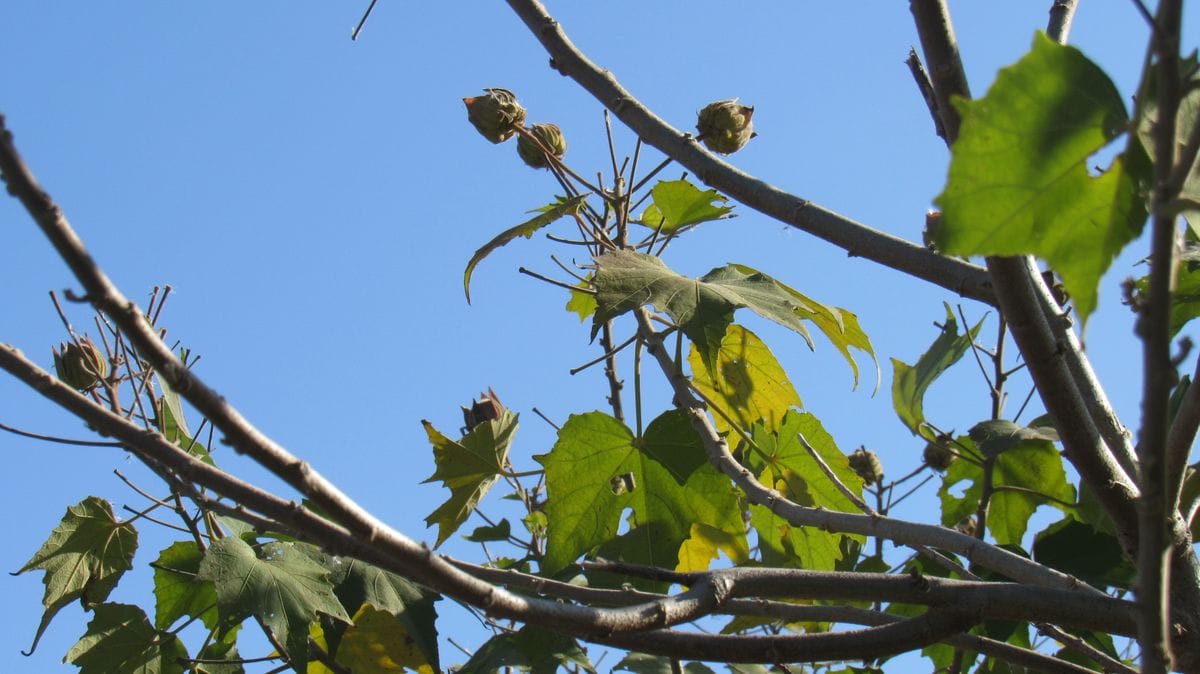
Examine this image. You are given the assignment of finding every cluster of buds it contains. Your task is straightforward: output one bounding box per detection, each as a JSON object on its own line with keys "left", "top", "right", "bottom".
{"left": 696, "top": 99, "right": 756, "bottom": 154}
{"left": 922, "top": 433, "right": 955, "bottom": 471}
{"left": 463, "top": 88, "right": 527, "bottom": 143}
{"left": 848, "top": 446, "right": 884, "bottom": 486}
{"left": 461, "top": 389, "right": 506, "bottom": 434}
{"left": 52, "top": 337, "right": 108, "bottom": 391}
{"left": 517, "top": 123, "right": 567, "bottom": 169}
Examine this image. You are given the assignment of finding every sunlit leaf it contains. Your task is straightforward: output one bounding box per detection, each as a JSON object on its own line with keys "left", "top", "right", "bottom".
{"left": 750, "top": 504, "right": 839, "bottom": 572}
{"left": 332, "top": 604, "right": 436, "bottom": 674}
{"left": 64, "top": 603, "right": 186, "bottom": 674}
{"left": 565, "top": 274, "right": 597, "bottom": 322}
{"left": 676, "top": 522, "right": 751, "bottom": 572}
{"left": 935, "top": 32, "right": 1147, "bottom": 321}
{"left": 457, "top": 624, "right": 595, "bottom": 674}
{"left": 536, "top": 412, "right": 743, "bottom": 586}
{"left": 17, "top": 497, "right": 138, "bottom": 655}
{"left": 731, "top": 264, "right": 878, "bottom": 389}
{"left": 688, "top": 324, "right": 802, "bottom": 435}
{"left": 939, "top": 431, "right": 1075, "bottom": 546}
{"left": 464, "top": 194, "right": 589, "bottom": 303}
{"left": 299, "top": 550, "right": 440, "bottom": 672}
{"left": 152, "top": 541, "right": 218, "bottom": 630}
{"left": 198, "top": 537, "right": 350, "bottom": 668}
{"left": 636, "top": 179, "right": 733, "bottom": 232}
{"left": 421, "top": 411, "right": 517, "bottom": 547}
{"left": 592, "top": 250, "right": 815, "bottom": 372}
{"left": 891, "top": 304, "right": 983, "bottom": 439}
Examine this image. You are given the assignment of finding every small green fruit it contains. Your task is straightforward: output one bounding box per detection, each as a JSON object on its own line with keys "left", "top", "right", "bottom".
{"left": 696, "top": 99, "right": 755, "bottom": 154}
{"left": 923, "top": 435, "right": 954, "bottom": 471}
{"left": 53, "top": 337, "right": 108, "bottom": 391}
{"left": 517, "top": 123, "right": 567, "bottom": 169}
{"left": 848, "top": 447, "right": 884, "bottom": 486}
{"left": 463, "top": 88, "right": 527, "bottom": 143}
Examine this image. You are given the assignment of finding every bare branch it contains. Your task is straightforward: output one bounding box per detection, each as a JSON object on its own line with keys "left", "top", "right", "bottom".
{"left": 502, "top": 0, "right": 994, "bottom": 305}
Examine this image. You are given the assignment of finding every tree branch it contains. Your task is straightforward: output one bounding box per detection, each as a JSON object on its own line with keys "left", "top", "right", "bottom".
{"left": 502, "top": 0, "right": 994, "bottom": 305}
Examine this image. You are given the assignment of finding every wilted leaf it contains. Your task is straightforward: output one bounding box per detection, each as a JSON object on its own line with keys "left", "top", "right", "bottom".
{"left": 464, "top": 519, "right": 512, "bottom": 543}
{"left": 688, "top": 324, "right": 802, "bottom": 435}
{"left": 197, "top": 537, "right": 350, "bottom": 668}
{"left": 592, "top": 250, "right": 815, "bottom": 372}
{"left": 892, "top": 304, "right": 984, "bottom": 438}
{"left": 536, "top": 412, "right": 743, "bottom": 585}
{"left": 64, "top": 603, "right": 187, "bottom": 674}
{"left": 421, "top": 411, "right": 518, "bottom": 547}
{"left": 457, "top": 624, "right": 595, "bottom": 674}
{"left": 17, "top": 497, "right": 138, "bottom": 655}
{"left": 464, "top": 194, "right": 589, "bottom": 303}
{"left": 935, "top": 32, "right": 1147, "bottom": 321}
{"left": 968, "top": 419, "right": 1059, "bottom": 458}
{"left": 152, "top": 541, "right": 218, "bottom": 630}
{"left": 637, "top": 179, "right": 733, "bottom": 232}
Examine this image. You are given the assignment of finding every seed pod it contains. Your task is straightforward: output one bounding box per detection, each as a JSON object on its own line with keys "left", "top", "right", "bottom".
{"left": 463, "top": 88, "right": 527, "bottom": 143}
{"left": 848, "top": 447, "right": 885, "bottom": 486}
{"left": 53, "top": 337, "right": 108, "bottom": 391}
{"left": 923, "top": 435, "right": 954, "bottom": 471}
{"left": 696, "top": 99, "right": 755, "bottom": 154}
{"left": 517, "top": 123, "right": 567, "bottom": 169}
{"left": 462, "top": 389, "right": 506, "bottom": 433}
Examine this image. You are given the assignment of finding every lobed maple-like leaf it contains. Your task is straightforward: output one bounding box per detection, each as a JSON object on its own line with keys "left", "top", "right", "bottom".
{"left": 421, "top": 410, "right": 517, "bottom": 547}
{"left": 65, "top": 603, "right": 187, "bottom": 674}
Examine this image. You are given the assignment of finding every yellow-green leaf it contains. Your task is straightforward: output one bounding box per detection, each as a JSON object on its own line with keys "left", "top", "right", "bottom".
{"left": 688, "top": 324, "right": 802, "bottom": 435}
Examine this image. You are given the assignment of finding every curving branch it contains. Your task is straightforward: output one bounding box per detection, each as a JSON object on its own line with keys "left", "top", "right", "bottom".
{"left": 502, "top": 0, "right": 995, "bottom": 306}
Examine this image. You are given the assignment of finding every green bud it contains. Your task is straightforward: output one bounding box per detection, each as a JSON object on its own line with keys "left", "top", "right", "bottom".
{"left": 696, "top": 99, "right": 756, "bottom": 154}
{"left": 517, "top": 123, "right": 567, "bottom": 169}
{"left": 53, "top": 337, "right": 108, "bottom": 391}
{"left": 463, "top": 88, "right": 527, "bottom": 143}
{"left": 848, "top": 447, "right": 884, "bottom": 486}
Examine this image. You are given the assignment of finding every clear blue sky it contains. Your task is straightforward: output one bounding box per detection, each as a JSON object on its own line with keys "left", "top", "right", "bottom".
{"left": 0, "top": 2, "right": 1187, "bottom": 671}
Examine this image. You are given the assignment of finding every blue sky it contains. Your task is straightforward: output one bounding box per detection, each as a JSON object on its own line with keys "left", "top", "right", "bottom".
{"left": 0, "top": 2, "right": 1188, "bottom": 671}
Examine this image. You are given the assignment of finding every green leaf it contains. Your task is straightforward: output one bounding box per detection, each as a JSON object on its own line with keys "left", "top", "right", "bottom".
{"left": 64, "top": 603, "right": 187, "bottom": 674}
{"left": 536, "top": 412, "right": 744, "bottom": 584}
{"left": 614, "top": 653, "right": 717, "bottom": 673}
{"left": 891, "top": 304, "right": 984, "bottom": 438}
{"left": 731, "top": 264, "right": 878, "bottom": 390}
{"left": 746, "top": 411, "right": 865, "bottom": 570}
{"left": 935, "top": 32, "right": 1145, "bottom": 321}
{"left": 750, "top": 411, "right": 867, "bottom": 516}
{"left": 688, "top": 324, "right": 802, "bottom": 435}
{"left": 639, "top": 409, "right": 708, "bottom": 485}
{"left": 1137, "top": 51, "right": 1200, "bottom": 223}
{"left": 300, "top": 547, "right": 440, "bottom": 672}
{"left": 677, "top": 522, "right": 751, "bottom": 572}
{"left": 464, "top": 194, "right": 589, "bottom": 303}
{"left": 565, "top": 274, "right": 598, "bottom": 322}
{"left": 17, "top": 496, "right": 138, "bottom": 655}
{"left": 636, "top": 179, "right": 733, "bottom": 232}
{"left": 197, "top": 537, "right": 350, "bottom": 668}
{"left": 193, "top": 625, "right": 242, "bottom": 674}
{"left": 939, "top": 431, "right": 1075, "bottom": 546}
{"left": 152, "top": 541, "right": 218, "bottom": 630}
{"left": 464, "top": 518, "right": 512, "bottom": 543}
{"left": 592, "top": 250, "right": 816, "bottom": 372}
{"left": 457, "top": 624, "right": 595, "bottom": 674}
{"left": 1033, "top": 517, "right": 1134, "bottom": 589}
{"left": 333, "top": 604, "right": 437, "bottom": 674}
{"left": 968, "top": 419, "right": 1059, "bottom": 458}
{"left": 157, "top": 394, "right": 212, "bottom": 464}
{"left": 421, "top": 410, "right": 518, "bottom": 547}
{"left": 1133, "top": 255, "right": 1200, "bottom": 336}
